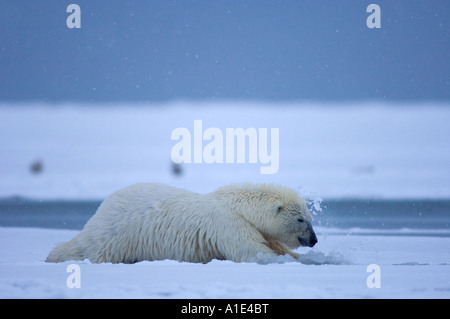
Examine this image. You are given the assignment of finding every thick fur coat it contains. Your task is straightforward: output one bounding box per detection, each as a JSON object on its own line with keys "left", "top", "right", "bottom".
{"left": 46, "top": 183, "right": 317, "bottom": 263}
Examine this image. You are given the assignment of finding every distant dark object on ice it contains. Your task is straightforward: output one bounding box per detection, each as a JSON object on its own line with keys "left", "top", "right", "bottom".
{"left": 30, "top": 160, "right": 43, "bottom": 174}
{"left": 171, "top": 161, "right": 183, "bottom": 176}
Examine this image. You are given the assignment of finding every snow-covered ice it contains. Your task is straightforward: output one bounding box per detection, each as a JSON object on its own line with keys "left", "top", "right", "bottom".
{"left": 0, "top": 226, "right": 449, "bottom": 299}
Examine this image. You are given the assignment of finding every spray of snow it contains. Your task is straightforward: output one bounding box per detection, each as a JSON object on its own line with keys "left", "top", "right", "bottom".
{"left": 296, "top": 186, "right": 323, "bottom": 216}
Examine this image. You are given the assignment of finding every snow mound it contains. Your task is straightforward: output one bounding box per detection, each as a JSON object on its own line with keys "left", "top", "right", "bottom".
{"left": 298, "top": 250, "right": 349, "bottom": 265}
{"left": 251, "top": 249, "right": 349, "bottom": 265}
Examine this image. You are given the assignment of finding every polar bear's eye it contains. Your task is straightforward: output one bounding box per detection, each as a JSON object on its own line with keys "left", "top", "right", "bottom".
{"left": 277, "top": 205, "right": 283, "bottom": 213}
{"left": 297, "top": 218, "right": 305, "bottom": 223}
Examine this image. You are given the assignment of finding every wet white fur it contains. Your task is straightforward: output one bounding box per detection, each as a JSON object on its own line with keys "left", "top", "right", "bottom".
{"left": 46, "top": 183, "right": 314, "bottom": 263}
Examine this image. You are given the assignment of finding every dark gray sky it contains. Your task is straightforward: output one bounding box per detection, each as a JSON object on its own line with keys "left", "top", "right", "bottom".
{"left": 1, "top": 0, "right": 449, "bottom": 102}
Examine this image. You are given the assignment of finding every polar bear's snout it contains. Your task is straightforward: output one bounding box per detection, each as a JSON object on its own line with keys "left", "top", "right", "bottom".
{"left": 298, "top": 234, "right": 317, "bottom": 247}
{"left": 298, "top": 222, "right": 318, "bottom": 247}
{"left": 308, "top": 231, "right": 318, "bottom": 247}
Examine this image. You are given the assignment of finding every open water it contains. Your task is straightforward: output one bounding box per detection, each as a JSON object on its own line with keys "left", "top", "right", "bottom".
{"left": 0, "top": 197, "right": 449, "bottom": 236}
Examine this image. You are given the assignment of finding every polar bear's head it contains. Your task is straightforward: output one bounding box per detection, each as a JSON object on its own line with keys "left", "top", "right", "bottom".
{"left": 218, "top": 184, "right": 318, "bottom": 249}
{"left": 271, "top": 194, "right": 318, "bottom": 249}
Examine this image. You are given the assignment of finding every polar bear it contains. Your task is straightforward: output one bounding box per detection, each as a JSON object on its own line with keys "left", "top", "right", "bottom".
{"left": 46, "top": 183, "right": 317, "bottom": 264}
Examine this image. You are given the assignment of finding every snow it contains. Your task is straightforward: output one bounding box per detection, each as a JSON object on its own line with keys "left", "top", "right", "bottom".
{"left": 1, "top": 101, "right": 449, "bottom": 299}
{"left": 0, "top": 226, "right": 449, "bottom": 298}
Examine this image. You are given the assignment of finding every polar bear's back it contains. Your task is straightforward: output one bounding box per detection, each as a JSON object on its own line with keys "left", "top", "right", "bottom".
{"left": 85, "top": 183, "right": 194, "bottom": 234}
{"left": 93, "top": 182, "right": 194, "bottom": 218}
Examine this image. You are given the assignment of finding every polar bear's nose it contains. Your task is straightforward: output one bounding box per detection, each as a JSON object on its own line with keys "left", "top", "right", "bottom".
{"left": 309, "top": 234, "right": 318, "bottom": 247}
{"left": 308, "top": 226, "right": 318, "bottom": 247}
{"left": 298, "top": 234, "right": 318, "bottom": 247}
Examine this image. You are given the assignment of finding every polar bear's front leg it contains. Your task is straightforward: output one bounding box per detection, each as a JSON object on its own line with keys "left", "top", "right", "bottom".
{"left": 221, "top": 236, "right": 298, "bottom": 263}
{"left": 233, "top": 241, "right": 299, "bottom": 263}
{"left": 226, "top": 244, "right": 278, "bottom": 263}
{"left": 266, "top": 240, "right": 300, "bottom": 259}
